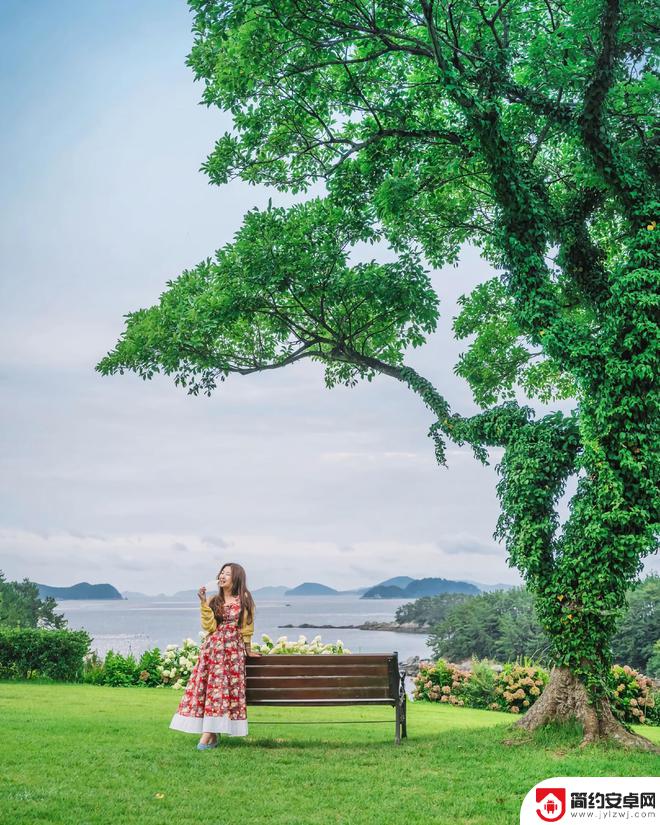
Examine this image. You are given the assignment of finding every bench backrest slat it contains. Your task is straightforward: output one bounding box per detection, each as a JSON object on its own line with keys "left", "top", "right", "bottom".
{"left": 247, "top": 686, "right": 392, "bottom": 701}
{"left": 245, "top": 653, "right": 399, "bottom": 705}
{"left": 246, "top": 664, "right": 389, "bottom": 678}
{"left": 246, "top": 654, "right": 391, "bottom": 665}
{"left": 248, "top": 675, "right": 388, "bottom": 689}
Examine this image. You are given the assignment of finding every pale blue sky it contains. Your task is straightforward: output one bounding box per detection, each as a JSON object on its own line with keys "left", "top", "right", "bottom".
{"left": 3, "top": 2, "right": 650, "bottom": 594}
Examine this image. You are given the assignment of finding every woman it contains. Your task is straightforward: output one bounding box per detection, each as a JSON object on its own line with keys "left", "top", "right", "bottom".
{"left": 169, "top": 562, "right": 257, "bottom": 749}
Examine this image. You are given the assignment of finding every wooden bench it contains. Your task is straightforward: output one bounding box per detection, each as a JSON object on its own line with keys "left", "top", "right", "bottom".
{"left": 245, "top": 653, "right": 407, "bottom": 744}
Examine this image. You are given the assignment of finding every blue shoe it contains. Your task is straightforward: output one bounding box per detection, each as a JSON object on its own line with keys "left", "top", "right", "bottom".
{"left": 196, "top": 742, "right": 217, "bottom": 750}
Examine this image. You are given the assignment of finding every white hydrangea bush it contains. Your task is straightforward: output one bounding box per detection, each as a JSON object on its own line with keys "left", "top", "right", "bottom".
{"left": 158, "top": 633, "right": 351, "bottom": 689}
{"left": 157, "top": 638, "right": 200, "bottom": 689}
{"left": 252, "top": 634, "right": 351, "bottom": 655}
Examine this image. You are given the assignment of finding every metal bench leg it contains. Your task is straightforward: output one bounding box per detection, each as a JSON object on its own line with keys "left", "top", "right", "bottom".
{"left": 395, "top": 703, "right": 401, "bottom": 745}
{"left": 397, "top": 668, "right": 407, "bottom": 742}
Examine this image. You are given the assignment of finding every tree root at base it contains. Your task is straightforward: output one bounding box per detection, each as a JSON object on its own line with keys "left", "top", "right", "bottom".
{"left": 515, "top": 667, "right": 659, "bottom": 752}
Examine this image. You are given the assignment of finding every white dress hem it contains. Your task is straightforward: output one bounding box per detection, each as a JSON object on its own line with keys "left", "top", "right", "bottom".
{"left": 169, "top": 712, "right": 248, "bottom": 736}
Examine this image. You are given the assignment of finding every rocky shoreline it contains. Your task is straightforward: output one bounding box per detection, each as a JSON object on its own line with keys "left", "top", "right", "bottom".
{"left": 277, "top": 621, "right": 431, "bottom": 634}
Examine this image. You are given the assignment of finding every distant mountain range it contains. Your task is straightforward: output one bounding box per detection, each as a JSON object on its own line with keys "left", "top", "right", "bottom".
{"left": 37, "top": 582, "right": 124, "bottom": 600}
{"left": 274, "top": 577, "right": 479, "bottom": 599}
{"left": 119, "top": 585, "right": 299, "bottom": 601}
{"left": 38, "top": 575, "right": 513, "bottom": 601}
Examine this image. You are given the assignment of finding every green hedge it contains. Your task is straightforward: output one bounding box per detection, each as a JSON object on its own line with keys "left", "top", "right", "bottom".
{"left": 0, "top": 627, "right": 91, "bottom": 681}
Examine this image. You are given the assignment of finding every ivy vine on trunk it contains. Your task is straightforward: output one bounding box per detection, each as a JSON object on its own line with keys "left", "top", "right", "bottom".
{"left": 97, "top": 0, "right": 658, "bottom": 748}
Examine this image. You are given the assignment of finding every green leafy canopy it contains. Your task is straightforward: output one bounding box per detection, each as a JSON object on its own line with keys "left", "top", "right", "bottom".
{"left": 99, "top": 0, "right": 659, "bottom": 702}
{"left": 98, "top": 199, "right": 438, "bottom": 394}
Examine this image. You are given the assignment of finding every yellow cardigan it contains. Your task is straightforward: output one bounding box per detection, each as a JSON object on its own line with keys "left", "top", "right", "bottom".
{"left": 200, "top": 601, "right": 254, "bottom": 648}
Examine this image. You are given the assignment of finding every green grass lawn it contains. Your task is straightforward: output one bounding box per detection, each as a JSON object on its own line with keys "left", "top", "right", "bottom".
{"left": 1, "top": 683, "right": 658, "bottom": 825}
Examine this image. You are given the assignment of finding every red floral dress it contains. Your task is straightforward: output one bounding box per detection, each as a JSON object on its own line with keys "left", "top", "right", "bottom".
{"left": 169, "top": 600, "right": 248, "bottom": 736}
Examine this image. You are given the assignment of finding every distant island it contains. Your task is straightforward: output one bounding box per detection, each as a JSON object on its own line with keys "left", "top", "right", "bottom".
{"left": 284, "top": 582, "right": 374, "bottom": 596}
{"left": 361, "top": 577, "right": 479, "bottom": 599}
{"left": 361, "top": 584, "right": 405, "bottom": 599}
{"left": 378, "top": 576, "right": 416, "bottom": 589}
{"left": 37, "top": 582, "right": 124, "bottom": 600}
{"left": 285, "top": 582, "right": 339, "bottom": 596}
{"left": 252, "top": 585, "right": 290, "bottom": 598}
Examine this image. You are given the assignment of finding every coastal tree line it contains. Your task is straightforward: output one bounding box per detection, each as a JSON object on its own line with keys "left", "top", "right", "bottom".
{"left": 396, "top": 575, "right": 660, "bottom": 675}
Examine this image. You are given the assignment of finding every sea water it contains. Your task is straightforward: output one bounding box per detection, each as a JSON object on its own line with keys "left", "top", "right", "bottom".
{"left": 57, "top": 595, "right": 432, "bottom": 661}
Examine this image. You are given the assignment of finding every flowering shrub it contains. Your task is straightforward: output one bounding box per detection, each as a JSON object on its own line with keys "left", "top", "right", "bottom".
{"left": 457, "top": 658, "right": 498, "bottom": 710}
{"left": 413, "top": 659, "right": 548, "bottom": 714}
{"left": 83, "top": 634, "right": 353, "bottom": 690}
{"left": 155, "top": 634, "right": 352, "bottom": 688}
{"left": 136, "top": 647, "right": 162, "bottom": 687}
{"left": 158, "top": 638, "right": 200, "bottom": 689}
{"left": 411, "top": 659, "right": 660, "bottom": 726}
{"left": 609, "top": 664, "right": 656, "bottom": 726}
{"left": 252, "top": 634, "right": 351, "bottom": 655}
{"left": 491, "top": 662, "right": 549, "bottom": 714}
{"left": 412, "top": 659, "right": 469, "bottom": 705}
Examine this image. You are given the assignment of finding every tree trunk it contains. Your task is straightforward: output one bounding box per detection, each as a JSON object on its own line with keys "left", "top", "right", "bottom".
{"left": 516, "top": 667, "right": 659, "bottom": 751}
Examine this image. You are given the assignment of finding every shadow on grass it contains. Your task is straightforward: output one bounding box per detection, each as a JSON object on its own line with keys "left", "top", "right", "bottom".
{"left": 199, "top": 721, "right": 514, "bottom": 751}
{"left": 208, "top": 719, "right": 655, "bottom": 757}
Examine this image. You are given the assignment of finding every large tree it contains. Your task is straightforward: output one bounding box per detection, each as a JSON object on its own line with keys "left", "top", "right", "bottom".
{"left": 98, "top": 0, "right": 658, "bottom": 747}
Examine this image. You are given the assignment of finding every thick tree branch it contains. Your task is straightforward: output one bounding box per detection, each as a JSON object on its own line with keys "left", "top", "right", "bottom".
{"left": 503, "top": 82, "right": 575, "bottom": 123}
{"left": 579, "top": 0, "right": 649, "bottom": 220}
{"left": 224, "top": 343, "right": 320, "bottom": 375}
{"left": 281, "top": 47, "right": 392, "bottom": 78}
{"left": 555, "top": 188, "right": 611, "bottom": 308}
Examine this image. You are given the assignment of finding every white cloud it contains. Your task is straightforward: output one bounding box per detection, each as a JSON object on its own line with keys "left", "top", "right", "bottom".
{"left": 436, "top": 532, "right": 503, "bottom": 557}
{"left": 201, "top": 535, "right": 231, "bottom": 549}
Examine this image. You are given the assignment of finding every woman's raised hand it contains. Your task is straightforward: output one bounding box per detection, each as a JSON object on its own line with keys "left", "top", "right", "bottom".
{"left": 197, "top": 586, "right": 207, "bottom": 604}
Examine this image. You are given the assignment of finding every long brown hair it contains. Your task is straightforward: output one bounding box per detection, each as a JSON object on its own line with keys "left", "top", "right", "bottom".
{"left": 208, "top": 562, "right": 254, "bottom": 628}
